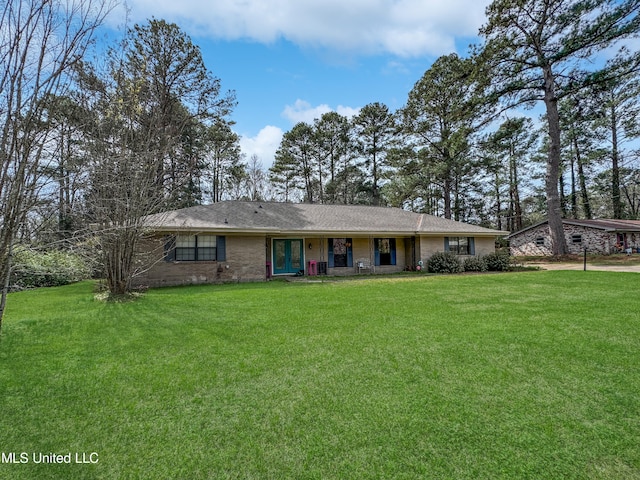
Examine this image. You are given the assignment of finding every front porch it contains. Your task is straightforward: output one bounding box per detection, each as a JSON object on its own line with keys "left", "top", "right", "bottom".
{"left": 267, "top": 236, "right": 417, "bottom": 277}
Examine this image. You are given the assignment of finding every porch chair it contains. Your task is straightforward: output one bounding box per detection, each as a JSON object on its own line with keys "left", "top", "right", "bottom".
{"left": 356, "top": 258, "right": 374, "bottom": 274}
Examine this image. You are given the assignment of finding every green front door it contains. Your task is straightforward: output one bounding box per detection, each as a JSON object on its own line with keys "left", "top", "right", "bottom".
{"left": 273, "top": 239, "right": 303, "bottom": 275}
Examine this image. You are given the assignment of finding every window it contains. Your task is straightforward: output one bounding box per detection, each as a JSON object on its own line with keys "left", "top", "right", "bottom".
{"left": 332, "top": 238, "right": 349, "bottom": 267}
{"left": 375, "top": 238, "right": 396, "bottom": 266}
{"left": 571, "top": 234, "right": 582, "bottom": 244}
{"left": 175, "top": 235, "right": 196, "bottom": 261}
{"left": 197, "top": 235, "right": 217, "bottom": 260}
{"left": 328, "top": 238, "right": 352, "bottom": 268}
{"left": 168, "top": 234, "right": 224, "bottom": 262}
{"left": 535, "top": 237, "right": 545, "bottom": 246}
{"left": 446, "top": 237, "right": 474, "bottom": 255}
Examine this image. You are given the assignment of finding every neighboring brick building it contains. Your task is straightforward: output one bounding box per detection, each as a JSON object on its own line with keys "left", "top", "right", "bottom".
{"left": 508, "top": 219, "right": 640, "bottom": 256}
{"left": 135, "top": 201, "right": 507, "bottom": 288}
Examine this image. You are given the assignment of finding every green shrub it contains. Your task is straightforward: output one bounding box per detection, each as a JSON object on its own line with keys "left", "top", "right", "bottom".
{"left": 10, "top": 246, "right": 90, "bottom": 290}
{"left": 483, "top": 252, "right": 511, "bottom": 272}
{"left": 427, "top": 251, "right": 463, "bottom": 274}
{"left": 463, "top": 256, "right": 487, "bottom": 272}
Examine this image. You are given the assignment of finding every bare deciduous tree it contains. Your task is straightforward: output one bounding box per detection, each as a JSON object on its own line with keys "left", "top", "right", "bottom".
{"left": 0, "top": 0, "right": 114, "bottom": 330}
{"left": 82, "top": 19, "right": 236, "bottom": 297}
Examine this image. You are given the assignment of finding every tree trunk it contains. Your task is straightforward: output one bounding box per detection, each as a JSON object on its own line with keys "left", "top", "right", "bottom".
{"left": 495, "top": 171, "right": 502, "bottom": 231}
{"left": 0, "top": 242, "right": 13, "bottom": 334}
{"left": 574, "top": 135, "right": 592, "bottom": 219}
{"left": 559, "top": 173, "right": 567, "bottom": 217}
{"left": 372, "top": 143, "right": 380, "bottom": 206}
{"left": 570, "top": 150, "right": 577, "bottom": 218}
{"left": 317, "top": 159, "right": 324, "bottom": 204}
{"left": 453, "top": 173, "right": 462, "bottom": 222}
{"left": 610, "top": 100, "right": 623, "bottom": 218}
{"left": 443, "top": 176, "right": 452, "bottom": 219}
{"left": 510, "top": 144, "right": 523, "bottom": 231}
{"left": 543, "top": 64, "right": 567, "bottom": 255}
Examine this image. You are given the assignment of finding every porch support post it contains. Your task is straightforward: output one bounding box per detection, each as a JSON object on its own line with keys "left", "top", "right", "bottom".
{"left": 369, "top": 236, "right": 374, "bottom": 264}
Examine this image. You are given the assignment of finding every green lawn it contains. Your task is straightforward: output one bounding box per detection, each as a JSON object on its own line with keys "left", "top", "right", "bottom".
{"left": 1, "top": 272, "right": 639, "bottom": 479}
{"left": 518, "top": 253, "right": 640, "bottom": 266}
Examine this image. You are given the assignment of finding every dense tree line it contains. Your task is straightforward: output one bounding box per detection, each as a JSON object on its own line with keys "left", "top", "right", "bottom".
{"left": 1, "top": 0, "right": 640, "bottom": 320}
{"left": 269, "top": 0, "right": 640, "bottom": 256}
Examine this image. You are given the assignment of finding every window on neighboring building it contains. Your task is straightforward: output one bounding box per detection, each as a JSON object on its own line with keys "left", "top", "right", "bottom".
{"left": 375, "top": 238, "right": 396, "bottom": 266}
{"left": 535, "top": 237, "right": 545, "bottom": 246}
{"left": 571, "top": 234, "right": 582, "bottom": 244}
{"left": 445, "top": 237, "right": 474, "bottom": 255}
{"left": 168, "top": 234, "right": 225, "bottom": 261}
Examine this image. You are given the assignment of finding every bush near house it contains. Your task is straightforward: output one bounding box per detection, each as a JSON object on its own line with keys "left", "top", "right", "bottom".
{"left": 463, "top": 256, "right": 488, "bottom": 272}
{"left": 10, "top": 246, "right": 90, "bottom": 290}
{"left": 483, "top": 251, "right": 511, "bottom": 271}
{"left": 428, "top": 252, "right": 510, "bottom": 274}
{"left": 427, "top": 251, "right": 463, "bottom": 273}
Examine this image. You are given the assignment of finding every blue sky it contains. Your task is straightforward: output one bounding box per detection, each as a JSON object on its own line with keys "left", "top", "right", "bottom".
{"left": 105, "top": 0, "right": 492, "bottom": 166}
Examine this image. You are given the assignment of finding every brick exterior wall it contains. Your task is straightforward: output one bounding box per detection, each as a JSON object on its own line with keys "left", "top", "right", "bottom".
{"left": 472, "top": 237, "right": 496, "bottom": 257}
{"left": 133, "top": 235, "right": 267, "bottom": 288}
{"left": 135, "top": 233, "right": 499, "bottom": 287}
{"left": 508, "top": 223, "right": 632, "bottom": 256}
{"left": 417, "top": 236, "right": 496, "bottom": 263}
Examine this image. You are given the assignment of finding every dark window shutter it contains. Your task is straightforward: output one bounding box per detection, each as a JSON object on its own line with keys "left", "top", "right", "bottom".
{"left": 216, "top": 236, "right": 226, "bottom": 261}
{"left": 444, "top": 237, "right": 450, "bottom": 252}
{"left": 374, "top": 239, "right": 381, "bottom": 266}
{"left": 469, "top": 237, "right": 475, "bottom": 255}
{"left": 346, "top": 238, "right": 353, "bottom": 267}
{"left": 164, "top": 235, "right": 176, "bottom": 262}
{"left": 328, "top": 238, "right": 334, "bottom": 268}
{"left": 390, "top": 238, "right": 397, "bottom": 265}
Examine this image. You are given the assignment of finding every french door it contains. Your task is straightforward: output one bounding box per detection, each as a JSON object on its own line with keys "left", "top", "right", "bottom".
{"left": 273, "top": 239, "right": 303, "bottom": 275}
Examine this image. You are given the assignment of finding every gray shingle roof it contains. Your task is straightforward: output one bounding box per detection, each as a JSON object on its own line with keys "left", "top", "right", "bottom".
{"left": 507, "top": 218, "right": 640, "bottom": 238}
{"left": 563, "top": 218, "right": 640, "bottom": 232}
{"left": 144, "top": 201, "right": 506, "bottom": 236}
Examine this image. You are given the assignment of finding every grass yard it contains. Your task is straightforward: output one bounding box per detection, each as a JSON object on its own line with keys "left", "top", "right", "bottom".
{"left": 518, "top": 253, "right": 640, "bottom": 266}
{"left": 1, "top": 272, "right": 639, "bottom": 479}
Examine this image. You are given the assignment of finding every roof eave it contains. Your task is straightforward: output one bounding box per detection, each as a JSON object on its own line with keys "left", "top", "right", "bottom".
{"left": 149, "top": 226, "right": 507, "bottom": 237}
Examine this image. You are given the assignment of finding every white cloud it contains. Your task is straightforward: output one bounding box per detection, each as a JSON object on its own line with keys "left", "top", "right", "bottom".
{"left": 239, "top": 125, "right": 283, "bottom": 166}
{"left": 238, "top": 102, "right": 360, "bottom": 166}
{"left": 282, "top": 99, "right": 360, "bottom": 125}
{"left": 335, "top": 105, "right": 361, "bottom": 119}
{"left": 282, "top": 100, "right": 331, "bottom": 124}
{"left": 115, "top": 0, "right": 491, "bottom": 57}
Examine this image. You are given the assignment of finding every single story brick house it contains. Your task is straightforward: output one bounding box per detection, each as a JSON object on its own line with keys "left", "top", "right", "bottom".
{"left": 508, "top": 218, "right": 640, "bottom": 256}
{"left": 136, "top": 201, "right": 507, "bottom": 287}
